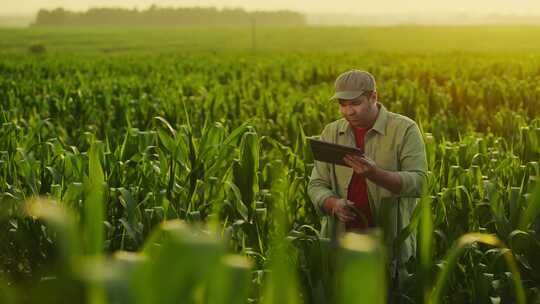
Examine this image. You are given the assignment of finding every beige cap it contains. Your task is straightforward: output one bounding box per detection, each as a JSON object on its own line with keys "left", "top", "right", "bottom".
{"left": 331, "top": 70, "right": 376, "bottom": 100}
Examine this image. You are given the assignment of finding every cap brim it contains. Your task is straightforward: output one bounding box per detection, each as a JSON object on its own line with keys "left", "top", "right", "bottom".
{"left": 330, "top": 90, "right": 365, "bottom": 101}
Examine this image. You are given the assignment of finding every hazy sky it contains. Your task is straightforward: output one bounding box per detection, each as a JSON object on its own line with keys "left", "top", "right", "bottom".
{"left": 4, "top": 0, "right": 540, "bottom": 15}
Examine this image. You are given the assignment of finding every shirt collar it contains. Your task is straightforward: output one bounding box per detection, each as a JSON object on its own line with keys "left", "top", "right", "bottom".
{"left": 338, "top": 102, "right": 388, "bottom": 136}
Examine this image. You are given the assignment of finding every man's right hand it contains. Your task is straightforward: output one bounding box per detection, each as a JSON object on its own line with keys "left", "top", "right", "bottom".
{"left": 322, "top": 197, "right": 357, "bottom": 223}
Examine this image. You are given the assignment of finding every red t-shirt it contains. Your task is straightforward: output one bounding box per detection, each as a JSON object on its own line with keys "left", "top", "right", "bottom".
{"left": 346, "top": 127, "right": 375, "bottom": 231}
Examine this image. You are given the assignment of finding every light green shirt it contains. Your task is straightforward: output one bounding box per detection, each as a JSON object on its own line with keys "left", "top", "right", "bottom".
{"left": 307, "top": 103, "right": 427, "bottom": 263}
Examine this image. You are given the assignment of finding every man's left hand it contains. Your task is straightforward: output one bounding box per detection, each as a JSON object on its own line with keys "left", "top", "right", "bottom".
{"left": 343, "top": 154, "right": 377, "bottom": 178}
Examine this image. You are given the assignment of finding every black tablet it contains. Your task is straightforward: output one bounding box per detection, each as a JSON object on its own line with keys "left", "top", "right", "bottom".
{"left": 308, "top": 138, "right": 364, "bottom": 167}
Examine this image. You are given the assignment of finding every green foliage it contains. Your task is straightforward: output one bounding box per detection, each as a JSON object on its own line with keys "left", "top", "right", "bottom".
{"left": 1, "top": 27, "right": 540, "bottom": 303}
{"left": 338, "top": 233, "right": 387, "bottom": 304}
{"left": 84, "top": 141, "right": 105, "bottom": 256}
{"left": 27, "top": 43, "right": 46, "bottom": 54}
{"left": 429, "top": 233, "right": 526, "bottom": 304}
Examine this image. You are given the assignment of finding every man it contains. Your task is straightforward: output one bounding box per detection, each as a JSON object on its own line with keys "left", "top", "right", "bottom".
{"left": 307, "top": 70, "right": 427, "bottom": 286}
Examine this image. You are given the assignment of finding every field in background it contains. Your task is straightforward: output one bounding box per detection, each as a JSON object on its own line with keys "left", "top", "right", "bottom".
{"left": 2, "top": 26, "right": 540, "bottom": 54}
{"left": 1, "top": 27, "right": 540, "bottom": 303}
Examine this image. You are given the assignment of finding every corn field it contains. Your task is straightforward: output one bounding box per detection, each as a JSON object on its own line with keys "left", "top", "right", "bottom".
{"left": 1, "top": 27, "right": 540, "bottom": 304}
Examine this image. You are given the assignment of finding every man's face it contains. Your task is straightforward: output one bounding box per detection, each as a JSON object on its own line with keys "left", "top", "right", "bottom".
{"left": 338, "top": 91, "right": 377, "bottom": 128}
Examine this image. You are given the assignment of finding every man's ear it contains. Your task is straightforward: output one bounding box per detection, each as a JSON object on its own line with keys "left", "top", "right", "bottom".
{"left": 371, "top": 91, "right": 378, "bottom": 102}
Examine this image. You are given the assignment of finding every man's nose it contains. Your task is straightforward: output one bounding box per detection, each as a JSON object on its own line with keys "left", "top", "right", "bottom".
{"left": 344, "top": 105, "right": 355, "bottom": 115}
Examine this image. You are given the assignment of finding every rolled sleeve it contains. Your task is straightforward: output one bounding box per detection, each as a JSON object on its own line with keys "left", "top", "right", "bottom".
{"left": 307, "top": 125, "right": 338, "bottom": 215}
{"left": 308, "top": 164, "right": 337, "bottom": 215}
{"left": 396, "top": 123, "right": 428, "bottom": 198}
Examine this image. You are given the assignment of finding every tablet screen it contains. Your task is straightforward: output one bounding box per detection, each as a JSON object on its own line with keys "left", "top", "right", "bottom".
{"left": 308, "top": 138, "right": 364, "bottom": 167}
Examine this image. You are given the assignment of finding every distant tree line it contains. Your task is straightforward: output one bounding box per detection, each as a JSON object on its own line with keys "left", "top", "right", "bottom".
{"left": 33, "top": 6, "right": 306, "bottom": 27}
